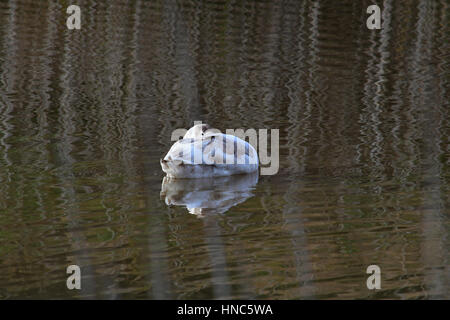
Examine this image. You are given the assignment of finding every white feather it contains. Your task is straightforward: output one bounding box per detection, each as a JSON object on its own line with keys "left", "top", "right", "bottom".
{"left": 161, "top": 124, "right": 259, "bottom": 178}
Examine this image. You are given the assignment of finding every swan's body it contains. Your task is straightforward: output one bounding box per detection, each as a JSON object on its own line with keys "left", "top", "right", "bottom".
{"left": 161, "top": 124, "right": 258, "bottom": 178}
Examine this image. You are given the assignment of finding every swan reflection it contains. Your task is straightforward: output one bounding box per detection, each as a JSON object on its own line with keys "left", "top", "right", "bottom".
{"left": 160, "top": 173, "right": 258, "bottom": 216}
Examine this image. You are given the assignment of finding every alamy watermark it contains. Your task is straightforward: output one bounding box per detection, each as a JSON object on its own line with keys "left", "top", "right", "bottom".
{"left": 366, "top": 5, "right": 382, "bottom": 30}
{"left": 171, "top": 121, "right": 279, "bottom": 176}
{"left": 66, "top": 264, "right": 81, "bottom": 290}
{"left": 66, "top": 5, "right": 81, "bottom": 30}
{"left": 66, "top": 4, "right": 381, "bottom": 31}
{"left": 366, "top": 265, "right": 381, "bottom": 290}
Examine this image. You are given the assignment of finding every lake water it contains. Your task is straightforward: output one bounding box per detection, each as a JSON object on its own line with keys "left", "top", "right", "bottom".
{"left": 0, "top": 0, "right": 448, "bottom": 299}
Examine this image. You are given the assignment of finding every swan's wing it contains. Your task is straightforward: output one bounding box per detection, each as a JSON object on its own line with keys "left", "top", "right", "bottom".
{"left": 164, "top": 134, "right": 258, "bottom": 165}
{"left": 205, "top": 134, "right": 258, "bottom": 165}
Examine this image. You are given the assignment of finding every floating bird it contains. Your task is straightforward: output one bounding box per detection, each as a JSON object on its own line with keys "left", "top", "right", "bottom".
{"left": 161, "top": 124, "right": 258, "bottom": 178}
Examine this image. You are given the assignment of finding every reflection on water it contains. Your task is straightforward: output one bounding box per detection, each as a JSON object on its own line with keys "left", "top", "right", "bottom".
{"left": 161, "top": 174, "right": 258, "bottom": 216}
{"left": 0, "top": 0, "right": 448, "bottom": 299}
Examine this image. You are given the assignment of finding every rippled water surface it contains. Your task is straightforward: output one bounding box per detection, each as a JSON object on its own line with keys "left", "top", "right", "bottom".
{"left": 0, "top": 0, "right": 448, "bottom": 299}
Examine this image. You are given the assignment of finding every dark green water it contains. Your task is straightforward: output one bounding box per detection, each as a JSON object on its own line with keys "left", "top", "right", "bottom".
{"left": 0, "top": 0, "right": 448, "bottom": 299}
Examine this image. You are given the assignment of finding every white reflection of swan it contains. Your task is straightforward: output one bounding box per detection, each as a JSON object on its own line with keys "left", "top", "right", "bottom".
{"left": 160, "top": 173, "right": 258, "bottom": 216}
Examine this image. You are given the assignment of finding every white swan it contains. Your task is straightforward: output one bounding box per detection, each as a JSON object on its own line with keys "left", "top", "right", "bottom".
{"left": 160, "top": 124, "right": 258, "bottom": 178}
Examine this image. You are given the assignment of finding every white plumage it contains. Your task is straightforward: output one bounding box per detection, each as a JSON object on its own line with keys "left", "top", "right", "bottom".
{"left": 161, "top": 124, "right": 259, "bottom": 178}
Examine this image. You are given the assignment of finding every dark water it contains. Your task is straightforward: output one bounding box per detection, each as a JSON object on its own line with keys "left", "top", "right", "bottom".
{"left": 0, "top": 0, "right": 448, "bottom": 299}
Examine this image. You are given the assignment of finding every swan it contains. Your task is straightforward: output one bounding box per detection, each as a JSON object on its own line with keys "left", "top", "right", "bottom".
{"left": 160, "top": 124, "right": 258, "bottom": 178}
